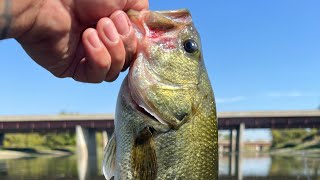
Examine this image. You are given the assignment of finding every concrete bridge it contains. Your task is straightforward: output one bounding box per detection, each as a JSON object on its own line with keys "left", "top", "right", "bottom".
{"left": 219, "top": 110, "right": 320, "bottom": 153}
{"left": 0, "top": 110, "right": 319, "bottom": 157}
{"left": 0, "top": 114, "right": 114, "bottom": 159}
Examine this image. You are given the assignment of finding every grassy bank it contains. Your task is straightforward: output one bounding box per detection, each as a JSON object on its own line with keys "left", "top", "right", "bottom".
{"left": 0, "top": 132, "right": 106, "bottom": 159}
{"left": 3, "top": 132, "right": 77, "bottom": 152}
{"left": 270, "top": 128, "right": 320, "bottom": 156}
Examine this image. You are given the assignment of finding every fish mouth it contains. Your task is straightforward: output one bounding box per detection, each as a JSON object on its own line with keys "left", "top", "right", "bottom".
{"left": 130, "top": 90, "right": 171, "bottom": 133}
{"left": 129, "top": 81, "right": 171, "bottom": 127}
{"left": 135, "top": 102, "right": 160, "bottom": 123}
{"left": 127, "top": 9, "right": 192, "bottom": 37}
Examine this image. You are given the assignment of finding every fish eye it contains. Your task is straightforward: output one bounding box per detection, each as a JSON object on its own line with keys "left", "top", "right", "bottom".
{"left": 183, "top": 39, "right": 198, "bottom": 54}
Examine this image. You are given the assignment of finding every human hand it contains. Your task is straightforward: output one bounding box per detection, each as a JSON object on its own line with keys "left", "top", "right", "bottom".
{"left": 5, "top": 0, "right": 148, "bottom": 83}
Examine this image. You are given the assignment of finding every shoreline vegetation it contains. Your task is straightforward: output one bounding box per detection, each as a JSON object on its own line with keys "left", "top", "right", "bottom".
{"left": 268, "top": 128, "right": 320, "bottom": 158}
{"left": 0, "top": 132, "right": 105, "bottom": 159}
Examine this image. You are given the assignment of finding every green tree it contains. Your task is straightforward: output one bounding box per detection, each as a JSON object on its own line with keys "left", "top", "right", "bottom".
{"left": 271, "top": 129, "right": 308, "bottom": 148}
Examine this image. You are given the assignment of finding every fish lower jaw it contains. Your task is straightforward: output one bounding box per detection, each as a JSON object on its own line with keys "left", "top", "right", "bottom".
{"left": 139, "top": 104, "right": 169, "bottom": 126}
{"left": 128, "top": 80, "right": 170, "bottom": 127}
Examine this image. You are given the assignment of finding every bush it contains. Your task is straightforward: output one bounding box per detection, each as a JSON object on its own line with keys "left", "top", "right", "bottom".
{"left": 4, "top": 132, "right": 76, "bottom": 150}
{"left": 271, "top": 128, "right": 318, "bottom": 149}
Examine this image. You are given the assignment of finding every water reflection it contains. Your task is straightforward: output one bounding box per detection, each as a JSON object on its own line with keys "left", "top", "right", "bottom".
{"left": 219, "top": 153, "right": 320, "bottom": 180}
{"left": 77, "top": 154, "right": 98, "bottom": 180}
{"left": 0, "top": 156, "right": 78, "bottom": 180}
{"left": 0, "top": 153, "right": 318, "bottom": 180}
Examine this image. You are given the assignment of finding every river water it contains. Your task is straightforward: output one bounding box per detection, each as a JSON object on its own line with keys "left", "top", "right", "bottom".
{"left": 0, "top": 153, "right": 319, "bottom": 180}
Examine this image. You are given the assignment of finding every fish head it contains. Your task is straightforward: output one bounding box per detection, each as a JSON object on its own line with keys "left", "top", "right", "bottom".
{"left": 128, "top": 9, "right": 206, "bottom": 129}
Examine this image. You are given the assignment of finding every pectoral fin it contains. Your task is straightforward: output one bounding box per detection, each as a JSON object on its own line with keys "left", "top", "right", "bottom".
{"left": 132, "top": 127, "right": 157, "bottom": 180}
{"left": 102, "top": 133, "right": 116, "bottom": 180}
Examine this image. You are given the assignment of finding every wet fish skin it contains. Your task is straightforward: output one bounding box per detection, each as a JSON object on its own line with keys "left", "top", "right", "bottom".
{"left": 103, "top": 9, "right": 218, "bottom": 180}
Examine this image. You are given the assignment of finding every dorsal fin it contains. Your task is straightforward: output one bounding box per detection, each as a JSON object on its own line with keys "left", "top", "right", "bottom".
{"left": 132, "top": 127, "right": 157, "bottom": 180}
{"left": 102, "top": 133, "right": 116, "bottom": 180}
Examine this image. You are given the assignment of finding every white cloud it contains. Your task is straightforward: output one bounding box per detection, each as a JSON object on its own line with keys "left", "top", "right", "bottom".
{"left": 216, "top": 96, "right": 246, "bottom": 103}
{"left": 266, "top": 91, "right": 319, "bottom": 98}
{"left": 215, "top": 91, "right": 320, "bottom": 105}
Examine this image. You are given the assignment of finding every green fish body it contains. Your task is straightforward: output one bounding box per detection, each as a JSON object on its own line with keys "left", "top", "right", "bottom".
{"left": 103, "top": 9, "right": 218, "bottom": 180}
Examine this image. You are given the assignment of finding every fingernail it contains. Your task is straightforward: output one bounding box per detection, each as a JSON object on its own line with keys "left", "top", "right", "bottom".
{"left": 114, "top": 12, "right": 130, "bottom": 35}
{"left": 87, "top": 30, "right": 102, "bottom": 48}
{"left": 103, "top": 20, "right": 119, "bottom": 42}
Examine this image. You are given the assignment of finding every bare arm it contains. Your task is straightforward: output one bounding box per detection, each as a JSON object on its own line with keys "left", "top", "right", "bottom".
{"left": 0, "top": 0, "right": 43, "bottom": 39}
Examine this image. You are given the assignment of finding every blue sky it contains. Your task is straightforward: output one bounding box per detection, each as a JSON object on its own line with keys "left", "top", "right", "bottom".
{"left": 0, "top": 1, "right": 319, "bottom": 140}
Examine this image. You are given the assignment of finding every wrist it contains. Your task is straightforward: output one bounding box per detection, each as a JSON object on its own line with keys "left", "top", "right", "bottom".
{"left": 0, "top": 0, "right": 43, "bottom": 39}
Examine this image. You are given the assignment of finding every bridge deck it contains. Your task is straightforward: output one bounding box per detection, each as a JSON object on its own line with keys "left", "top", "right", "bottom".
{"left": 0, "top": 114, "right": 114, "bottom": 133}
{"left": 218, "top": 110, "right": 320, "bottom": 129}
{"left": 0, "top": 110, "right": 319, "bottom": 133}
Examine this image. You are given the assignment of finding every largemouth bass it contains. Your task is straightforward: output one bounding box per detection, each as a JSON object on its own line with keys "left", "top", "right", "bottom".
{"left": 103, "top": 9, "right": 218, "bottom": 180}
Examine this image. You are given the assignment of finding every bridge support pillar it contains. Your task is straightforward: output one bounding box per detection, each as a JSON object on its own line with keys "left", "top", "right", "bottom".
{"left": 76, "top": 126, "right": 97, "bottom": 158}
{"left": 235, "top": 123, "right": 245, "bottom": 153}
{"left": 229, "top": 129, "right": 236, "bottom": 153}
{"left": 0, "top": 133, "right": 4, "bottom": 148}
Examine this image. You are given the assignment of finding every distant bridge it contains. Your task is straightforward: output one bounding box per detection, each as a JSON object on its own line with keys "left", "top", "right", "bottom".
{"left": 218, "top": 110, "right": 320, "bottom": 153}
{"left": 0, "top": 110, "right": 319, "bottom": 157}
{"left": 0, "top": 110, "right": 319, "bottom": 132}
{"left": 0, "top": 114, "right": 114, "bottom": 133}
{"left": 218, "top": 110, "right": 320, "bottom": 129}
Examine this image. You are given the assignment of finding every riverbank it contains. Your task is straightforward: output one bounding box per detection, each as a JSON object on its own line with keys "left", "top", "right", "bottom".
{"left": 270, "top": 148, "right": 320, "bottom": 158}
{"left": 0, "top": 148, "right": 73, "bottom": 159}
{"left": 270, "top": 129, "right": 320, "bottom": 157}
